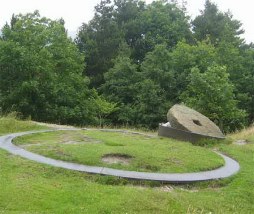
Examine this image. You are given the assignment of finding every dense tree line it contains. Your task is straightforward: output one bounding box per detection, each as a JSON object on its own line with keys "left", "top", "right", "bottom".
{"left": 0, "top": 11, "right": 115, "bottom": 126}
{"left": 0, "top": 0, "right": 253, "bottom": 132}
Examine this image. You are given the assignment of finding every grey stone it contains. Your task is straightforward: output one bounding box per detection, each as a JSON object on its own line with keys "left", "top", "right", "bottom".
{"left": 167, "top": 104, "right": 224, "bottom": 139}
{"left": 158, "top": 124, "right": 223, "bottom": 143}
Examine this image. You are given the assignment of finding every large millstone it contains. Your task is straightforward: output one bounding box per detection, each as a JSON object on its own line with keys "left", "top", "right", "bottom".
{"left": 167, "top": 104, "right": 224, "bottom": 139}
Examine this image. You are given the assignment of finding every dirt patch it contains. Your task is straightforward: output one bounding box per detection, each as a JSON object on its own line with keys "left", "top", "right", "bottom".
{"left": 61, "top": 137, "right": 102, "bottom": 145}
{"left": 20, "top": 143, "right": 45, "bottom": 148}
{"left": 179, "top": 188, "right": 199, "bottom": 193}
{"left": 156, "top": 185, "right": 174, "bottom": 192}
{"left": 62, "top": 140, "right": 100, "bottom": 145}
{"left": 139, "top": 164, "right": 160, "bottom": 171}
{"left": 234, "top": 139, "right": 249, "bottom": 145}
{"left": 165, "top": 157, "right": 183, "bottom": 165}
{"left": 102, "top": 154, "right": 133, "bottom": 165}
{"left": 32, "top": 121, "right": 76, "bottom": 129}
{"left": 60, "top": 133, "right": 102, "bottom": 145}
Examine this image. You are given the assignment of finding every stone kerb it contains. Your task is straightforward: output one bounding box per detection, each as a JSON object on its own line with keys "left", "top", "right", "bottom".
{"left": 0, "top": 129, "right": 239, "bottom": 183}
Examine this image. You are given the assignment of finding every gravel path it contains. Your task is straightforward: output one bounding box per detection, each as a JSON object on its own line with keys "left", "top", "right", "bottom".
{"left": 0, "top": 129, "right": 240, "bottom": 183}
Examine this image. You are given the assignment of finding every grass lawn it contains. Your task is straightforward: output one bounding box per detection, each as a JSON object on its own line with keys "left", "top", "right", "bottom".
{"left": 1, "top": 117, "right": 254, "bottom": 213}
{"left": 13, "top": 130, "right": 224, "bottom": 173}
{"left": 0, "top": 116, "right": 48, "bottom": 136}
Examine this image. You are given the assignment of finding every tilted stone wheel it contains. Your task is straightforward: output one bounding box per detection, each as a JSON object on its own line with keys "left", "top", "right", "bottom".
{"left": 167, "top": 104, "right": 224, "bottom": 138}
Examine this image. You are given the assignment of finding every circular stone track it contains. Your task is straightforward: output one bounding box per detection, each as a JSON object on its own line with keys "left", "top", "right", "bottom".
{"left": 0, "top": 129, "right": 240, "bottom": 183}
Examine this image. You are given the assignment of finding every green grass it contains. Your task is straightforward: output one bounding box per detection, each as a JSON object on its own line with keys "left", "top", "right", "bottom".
{"left": 1, "top": 117, "right": 254, "bottom": 213}
{"left": 13, "top": 130, "right": 224, "bottom": 173}
{"left": 0, "top": 115, "right": 48, "bottom": 136}
{"left": 229, "top": 126, "right": 254, "bottom": 144}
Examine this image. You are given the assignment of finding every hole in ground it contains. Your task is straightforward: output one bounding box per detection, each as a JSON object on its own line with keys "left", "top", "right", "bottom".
{"left": 102, "top": 153, "right": 133, "bottom": 165}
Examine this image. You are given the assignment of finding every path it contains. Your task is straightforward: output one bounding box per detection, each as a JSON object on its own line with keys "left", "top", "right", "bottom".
{"left": 0, "top": 129, "right": 240, "bottom": 183}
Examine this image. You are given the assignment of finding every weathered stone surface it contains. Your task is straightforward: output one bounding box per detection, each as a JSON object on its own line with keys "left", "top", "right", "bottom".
{"left": 167, "top": 104, "right": 224, "bottom": 138}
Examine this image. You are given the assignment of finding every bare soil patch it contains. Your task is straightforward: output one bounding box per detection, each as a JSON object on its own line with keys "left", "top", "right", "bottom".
{"left": 102, "top": 154, "right": 133, "bottom": 165}
{"left": 234, "top": 139, "right": 249, "bottom": 145}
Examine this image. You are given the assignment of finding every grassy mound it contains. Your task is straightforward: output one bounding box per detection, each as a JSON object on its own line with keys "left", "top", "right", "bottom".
{"left": 1, "top": 118, "right": 254, "bottom": 213}
{"left": 14, "top": 130, "right": 224, "bottom": 173}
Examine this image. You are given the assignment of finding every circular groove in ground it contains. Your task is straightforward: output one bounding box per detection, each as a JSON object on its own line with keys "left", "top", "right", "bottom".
{"left": 0, "top": 129, "right": 240, "bottom": 183}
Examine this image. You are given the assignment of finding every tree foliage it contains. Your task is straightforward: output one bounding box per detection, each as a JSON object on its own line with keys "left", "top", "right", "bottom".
{"left": 101, "top": 43, "right": 169, "bottom": 128}
{"left": 76, "top": 0, "right": 191, "bottom": 87}
{"left": 0, "top": 0, "right": 253, "bottom": 132}
{"left": 181, "top": 65, "right": 246, "bottom": 132}
{"left": 140, "top": 44, "right": 175, "bottom": 101}
{"left": 0, "top": 11, "right": 112, "bottom": 125}
{"left": 192, "top": 0, "right": 244, "bottom": 46}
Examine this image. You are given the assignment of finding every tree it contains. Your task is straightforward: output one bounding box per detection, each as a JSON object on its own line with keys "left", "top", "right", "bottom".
{"left": 134, "top": 0, "right": 192, "bottom": 61}
{"left": 133, "top": 79, "right": 169, "bottom": 128}
{"left": 192, "top": 0, "right": 244, "bottom": 46}
{"left": 141, "top": 43, "right": 176, "bottom": 101}
{"left": 76, "top": 0, "right": 125, "bottom": 87}
{"left": 76, "top": 0, "right": 192, "bottom": 88}
{"left": 101, "top": 43, "right": 171, "bottom": 128}
{"left": 100, "top": 43, "right": 141, "bottom": 125}
{"left": 169, "top": 40, "right": 217, "bottom": 101}
{"left": 181, "top": 65, "right": 246, "bottom": 132}
{"left": 94, "top": 96, "right": 118, "bottom": 127}
{"left": 234, "top": 47, "right": 254, "bottom": 123}
{"left": 0, "top": 11, "right": 103, "bottom": 125}
{"left": 101, "top": 43, "right": 140, "bottom": 104}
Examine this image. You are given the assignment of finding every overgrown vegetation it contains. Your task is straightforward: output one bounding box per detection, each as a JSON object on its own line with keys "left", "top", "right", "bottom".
{"left": 0, "top": 0, "right": 253, "bottom": 133}
{"left": 0, "top": 11, "right": 115, "bottom": 126}
{"left": 76, "top": 0, "right": 254, "bottom": 132}
{"left": 0, "top": 114, "right": 47, "bottom": 135}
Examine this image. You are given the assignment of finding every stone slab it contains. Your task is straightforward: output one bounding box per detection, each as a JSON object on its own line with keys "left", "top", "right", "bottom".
{"left": 158, "top": 125, "right": 224, "bottom": 143}
{"left": 167, "top": 104, "right": 224, "bottom": 138}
